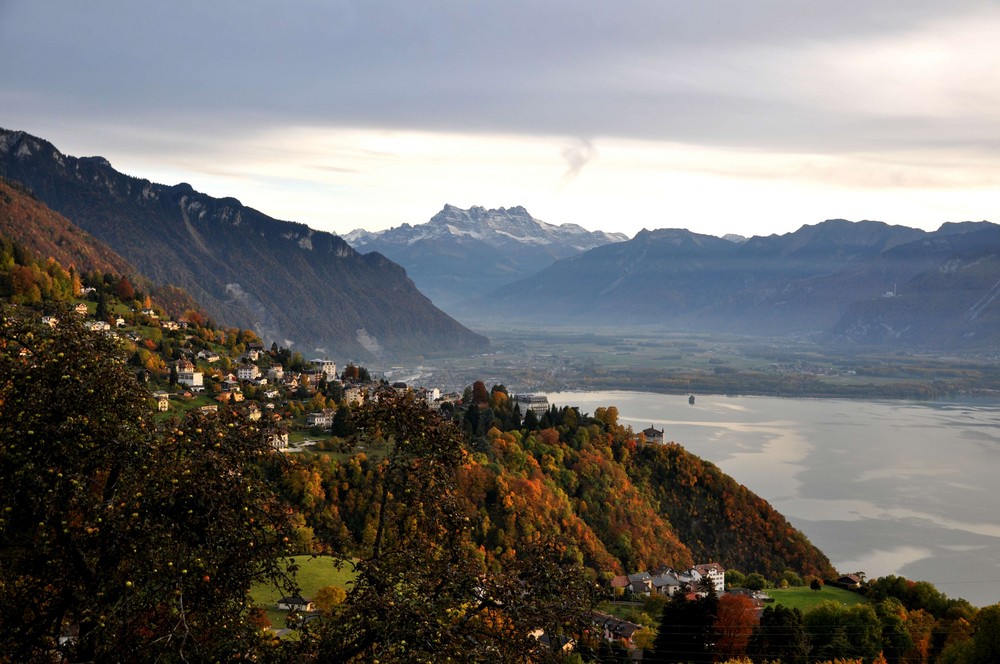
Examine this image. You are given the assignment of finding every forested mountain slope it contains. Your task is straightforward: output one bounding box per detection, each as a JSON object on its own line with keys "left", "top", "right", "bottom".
{"left": 281, "top": 395, "right": 836, "bottom": 581}
{"left": 0, "top": 128, "right": 488, "bottom": 359}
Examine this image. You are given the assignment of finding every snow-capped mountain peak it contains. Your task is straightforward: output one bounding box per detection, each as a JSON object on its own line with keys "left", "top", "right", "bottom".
{"left": 344, "top": 204, "right": 627, "bottom": 251}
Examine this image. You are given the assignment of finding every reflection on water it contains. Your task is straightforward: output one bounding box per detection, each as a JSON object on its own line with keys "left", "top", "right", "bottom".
{"left": 543, "top": 391, "right": 1000, "bottom": 606}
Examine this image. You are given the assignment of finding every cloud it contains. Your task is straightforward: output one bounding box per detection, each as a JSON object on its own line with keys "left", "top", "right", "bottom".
{"left": 561, "top": 138, "right": 596, "bottom": 182}
{"left": 2, "top": 1, "right": 998, "bottom": 238}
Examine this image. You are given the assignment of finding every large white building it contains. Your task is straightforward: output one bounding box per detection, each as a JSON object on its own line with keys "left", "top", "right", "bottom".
{"left": 514, "top": 393, "right": 549, "bottom": 416}
{"left": 237, "top": 363, "right": 261, "bottom": 381}
{"left": 310, "top": 359, "right": 338, "bottom": 381}
{"left": 693, "top": 563, "right": 726, "bottom": 594}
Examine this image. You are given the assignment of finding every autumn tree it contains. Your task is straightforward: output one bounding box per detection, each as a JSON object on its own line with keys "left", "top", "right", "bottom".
{"left": 902, "top": 608, "right": 937, "bottom": 664}
{"left": 0, "top": 307, "right": 297, "bottom": 662}
{"left": 313, "top": 585, "right": 348, "bottom": 614}
{"left": 115, "top": 275, "right": 135, "bottom": 302}
{"left": 875, "top": 598, "right": 914, "bottom": 664}
{"left": 714, "top": 593, "right": 758, "bottom": 660}
{"left": 332, "top": 402, "right": 356, "bottom": 437}
{"left": 968, "top": 604, "right": 1000, "bottom": 664}
{"left": 471, "top": 379, "right": 490, "bottom": 405}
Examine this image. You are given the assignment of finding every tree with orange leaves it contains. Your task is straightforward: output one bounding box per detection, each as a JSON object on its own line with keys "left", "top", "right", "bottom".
{"left": 714, "top": 593, "right": 758, "bottom": 660}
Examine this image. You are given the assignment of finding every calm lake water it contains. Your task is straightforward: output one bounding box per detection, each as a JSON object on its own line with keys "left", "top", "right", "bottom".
{"left": 542, "top": 391, "right": 1000, "bottom": 607}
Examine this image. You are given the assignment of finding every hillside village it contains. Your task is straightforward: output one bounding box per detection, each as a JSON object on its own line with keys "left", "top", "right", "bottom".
{"left": 34, "top": 275, "right": 706, "bottom": 464}
{"left": 46, "top": 297, "right": 444, "bottom": 445}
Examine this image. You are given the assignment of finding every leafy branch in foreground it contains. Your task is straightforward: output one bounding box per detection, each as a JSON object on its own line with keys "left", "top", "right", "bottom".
{"left": 0, "top": 307, "right": 297, "bottom": 662}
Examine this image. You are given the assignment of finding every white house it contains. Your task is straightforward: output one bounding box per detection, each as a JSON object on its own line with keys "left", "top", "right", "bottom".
{"left": 152, "top": 391, "right": 171, "bottom": 412}
{"left": 344, "top": 385, "right": 366, "bottom": 405}
{"left": 237, "top": 364, "right": 261, "bottom": 381}
{"left": 197, "top": 350, "right": 221, "bottom": 363}
{"left": 276, "top": 595, "right": 313, "bottom": 612}
{"left": 176, "top": 359, "right": 204, "bottom": 389}
{"left": 650, "top": 571, "right": 682, "bottom": 597}
{"left": 306, "top": 408, "right": 337, "bottom": 428}
{"left": 269, "top": 432, "right": 290, "bottom": 450}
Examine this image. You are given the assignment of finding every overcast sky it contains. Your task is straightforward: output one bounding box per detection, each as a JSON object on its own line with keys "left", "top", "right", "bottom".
{"left": 2, "top": 1, "right": 998, "bottom": 238}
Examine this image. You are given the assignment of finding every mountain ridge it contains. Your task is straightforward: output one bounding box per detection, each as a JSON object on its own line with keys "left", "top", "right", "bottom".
{"left": 463, "top": 220, "right": 1000, "bottom": 349}
{"left": 0, "top": 128, "right": 488, "bottom": 359}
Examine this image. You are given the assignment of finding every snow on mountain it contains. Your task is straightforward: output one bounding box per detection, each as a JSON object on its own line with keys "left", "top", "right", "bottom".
{"left": 344, "top": 204, "right": 627, "bottom": 251}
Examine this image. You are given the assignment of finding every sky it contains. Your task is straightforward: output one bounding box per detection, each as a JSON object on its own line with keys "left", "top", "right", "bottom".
{"left": 2, "top": 1, "right": 999, "bottom": 239}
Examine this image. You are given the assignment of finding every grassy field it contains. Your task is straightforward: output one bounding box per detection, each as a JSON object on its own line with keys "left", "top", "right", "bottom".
{"left": 767, "top": 585, "right": 867, "bottom": 611}
{"left": 250, "top": 555, "right": 357, "bottom": 630}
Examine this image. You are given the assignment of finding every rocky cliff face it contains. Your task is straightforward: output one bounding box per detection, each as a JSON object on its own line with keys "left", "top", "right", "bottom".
{"left": 0, "top": 128, "right": 489, "bottom": 359}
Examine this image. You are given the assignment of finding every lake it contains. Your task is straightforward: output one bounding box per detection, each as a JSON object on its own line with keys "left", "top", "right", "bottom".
{"left": 542, "top": 391, "right": 1000, "bottom": 607}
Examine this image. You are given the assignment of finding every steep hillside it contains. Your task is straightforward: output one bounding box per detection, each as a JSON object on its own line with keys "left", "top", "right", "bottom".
{"left": 282, "top": 393, "right": 836, "bottom": 581}
{"left": 0, "top": 129, "right": 488, "bottom": 359}
{"left": 344, "top": 204, "right": 627, "bottom": 311}
{"left": 0, "top": 177, "right": 138, "bottom": 278}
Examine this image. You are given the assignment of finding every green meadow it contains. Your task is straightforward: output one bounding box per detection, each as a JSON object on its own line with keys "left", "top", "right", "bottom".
{"left": 767, "top": 585, "right": 868, "bottom": 612}
{"left": 250, "top": 555, "right": 357, "bottom": 630}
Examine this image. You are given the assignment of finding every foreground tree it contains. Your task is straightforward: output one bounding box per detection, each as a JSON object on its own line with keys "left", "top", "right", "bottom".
{"left": 0, "top": 308, "right": 296, "bottom": 662}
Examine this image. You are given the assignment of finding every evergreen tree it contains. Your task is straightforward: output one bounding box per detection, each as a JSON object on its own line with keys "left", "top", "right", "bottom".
{"left": 95, "top": 291, "right": 109, "bottom": 320}
{"left": 510, "top": 402, "right": 522, "bottom": 430}
{"left": 747, "top": 604, "right": 808, "bottom": 664}
{"left": 332, "top": 402, "right": 355, "bottom": 437}
{"left": 651, "top": 587, "right": 719, "bottom": 663}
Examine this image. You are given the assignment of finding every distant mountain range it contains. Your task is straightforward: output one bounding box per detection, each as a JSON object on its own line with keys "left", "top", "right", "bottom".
{"left": 5, "top": 126, "right": 997, "bottom": 352}
{"left": 462, "top": 220, "right": 1000, "bottom": 349}
{"left": 0, "top": 128, "right": 488, "bottom": 359}
{"left": 344, "top": 204, "right": 627, "bottom": 312}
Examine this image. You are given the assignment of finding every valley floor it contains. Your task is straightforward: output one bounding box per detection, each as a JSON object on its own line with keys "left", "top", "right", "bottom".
{"left": 403, "top": 327, "right": 1000, "bottom": 399}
